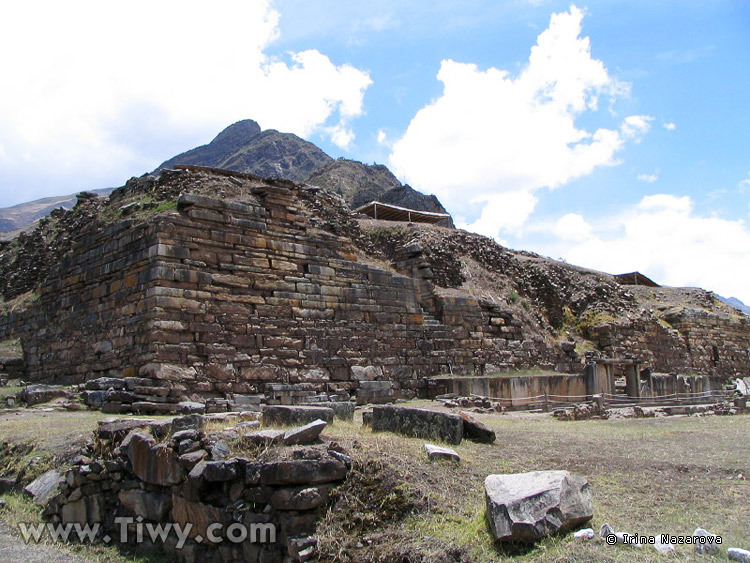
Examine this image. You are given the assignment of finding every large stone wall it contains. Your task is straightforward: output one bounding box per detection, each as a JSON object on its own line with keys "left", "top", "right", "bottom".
{"left": 588, "top": 313, "right": 750, "bottom": 378}
{"left": 0, "top": 170, "right": 573, "bottom": 403}
{"left": 0, "top": 218, "right": 161, "bottom": 385}
{"left": 4, "top": 168, "right": 743, "bottom": 403}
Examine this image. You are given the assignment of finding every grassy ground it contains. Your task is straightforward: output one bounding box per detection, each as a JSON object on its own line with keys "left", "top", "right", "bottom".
{"left": 1, "top": 405, "right": 747, "bottom": 562}
{"left": 316, "top": 410, "right": 750, "bottom": 562}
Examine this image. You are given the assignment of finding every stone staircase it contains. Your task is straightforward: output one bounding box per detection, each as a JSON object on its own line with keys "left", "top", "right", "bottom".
{"left": 422, "top": 310, "right": 443, "bottom": 327}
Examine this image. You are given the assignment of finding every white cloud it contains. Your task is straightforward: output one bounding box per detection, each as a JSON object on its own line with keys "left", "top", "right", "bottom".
{"left": 557, "top": 194, "right": 750, "bottom": 304}
{"left": 739, "top": 173, "right": 750, "bottom": 193}
{"left": 554, "top": 213, "right": 592, "bottom": 241}
{"left": 0, "top": 0, "right": 371, "bottom": 204}
{"left": 389, "top": 5, "right": 651, "bottom": 240}
{"left": 637, "top": 172, "right": 659, "bottom": 183}
{"left": 621, "top": 115, "right": 653, "bottom": 140}
{"left": 458, "top": 191, "right": 538, "bottom": 237}
{"left": 663, "top": 122, "right": 677, "bottom": 131}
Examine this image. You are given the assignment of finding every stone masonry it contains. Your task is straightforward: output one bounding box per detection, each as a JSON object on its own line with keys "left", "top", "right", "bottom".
{"left": 0, "top": 168, "right": 574, "bottom": 405}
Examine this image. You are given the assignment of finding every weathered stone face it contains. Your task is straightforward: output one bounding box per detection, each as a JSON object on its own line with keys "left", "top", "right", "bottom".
{"left": 61, "top": 493, "right": 107, "bottom": 526}
{"left": 484, "top": 470, "right": 593, "bottom": 543}
{"left": 262, "top": 405, "right": 334, "bottom": 426}
{"left": 371, "top": 405, "right": 464, "bottom": 444}
{"left": 125, "top": 432, "right": 184, "bottom": 486}
{"left": 24, "top": 469, "right": 62, "bottom": 506}
{"left": 118, "top": 489, "right": 171, "bottom": 521}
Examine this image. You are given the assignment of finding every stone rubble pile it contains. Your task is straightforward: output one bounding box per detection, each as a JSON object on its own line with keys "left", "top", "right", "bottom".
{"left": 34, "top": 414, "right": 350, "bottom": 562}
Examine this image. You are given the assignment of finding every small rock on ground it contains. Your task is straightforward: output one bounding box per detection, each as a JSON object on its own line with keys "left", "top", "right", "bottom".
{"left": 424, "top": 444, "right": 460, "bottom": 462}
{"left": 728, "top": 548, "right": 750, "bottom": 563}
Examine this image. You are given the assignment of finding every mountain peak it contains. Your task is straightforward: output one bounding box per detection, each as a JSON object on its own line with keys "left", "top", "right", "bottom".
{"left": 210, "top": 119, "right": 262, "bottom": 146}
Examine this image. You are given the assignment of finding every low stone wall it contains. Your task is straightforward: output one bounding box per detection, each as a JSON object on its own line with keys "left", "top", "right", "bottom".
{"left": 0, "top": 356, "right": 25, "bottom": 380}
{"left": 42, "top": 416, "right": 350, "bottom": 562}
{"left": 428, "top": 374, "right": 589, "bottom": 407}
{"left": 644, "top": 373, "right": 725, "bottom": 397}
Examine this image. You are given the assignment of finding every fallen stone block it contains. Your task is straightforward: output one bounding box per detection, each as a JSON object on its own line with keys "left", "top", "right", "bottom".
{"left": 310, "top": 401, "right": 354, "bottom": 420}
{"left": 23, "top": 470, "right": 62, "bottom": 506}
{"left": 424, "top": 444, "right": 460, "bottom": 462}
{"left": 729, "top": 548, "right": 750, "bottom": 563}
{"left": 283, "top": 420, "right": 327, "bottom": 446}
{"left": 97, "top": 418, "right": 156, "bottom": 443}
{"left": 18, "top": 384, "right": 70, "bottom": 406}
{"left": 262, "top": 405, "right": 334, "bottom": 426}
{"left": 694, "top": 527, "right": 721, "bottom": 555}
{"left": 372, "top": 405, "right": 463, "bottom": 445}
{"left": 485, "top": 470, "right": 593, "bottom": 543}
{"left": 82, "top": 390, "right": 107, "bottom": 408}
{"left": 458, "top": 411, "right": 496, "bottom": 444}
{"left": 573, "top": 528, "right": 594, "bottom": 540}
{"left": 85, "top": 377, "right": 126, "bottom": 391}
{"left": 237, "top": 420, "right": 261, "bottom": 430}
{"left": 177, "top": 401, "right": 205, "bottom": 414}
{"left": 653, "top": 537, "right": 675, "bottom": 554}
{"left": 242, "top": 429, "right": 285, "bottom": 447}
{"left": 171, "top": 414, "right": 206, "bottom": 434}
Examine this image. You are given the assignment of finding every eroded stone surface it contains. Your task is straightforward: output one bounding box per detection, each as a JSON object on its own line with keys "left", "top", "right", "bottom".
{"left": 424, "top": 444, "right": 460, "bottom": 462}
{"left": 372, "top": 405, "right": 463, "bottom": 444}
{"left": 485, "top": 470, "right": 593, "bottom": 543}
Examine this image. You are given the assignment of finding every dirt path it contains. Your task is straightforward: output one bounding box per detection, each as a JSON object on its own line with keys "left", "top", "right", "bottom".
{"left": 0, "top": 519, "right": 91, "bottom": 562}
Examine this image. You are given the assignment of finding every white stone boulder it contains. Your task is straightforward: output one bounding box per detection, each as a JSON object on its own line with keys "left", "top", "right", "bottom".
{"left": 485, "top": 470, "right": 593, "bottom": 543}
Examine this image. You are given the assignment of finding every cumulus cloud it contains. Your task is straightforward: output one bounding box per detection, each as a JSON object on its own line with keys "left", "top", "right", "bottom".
{"left": 389, "top": 5, "right": 651, "bottom": 239}
{"left": 637, "top": 171, "right": 659, "bottom": 183}
{"left": 554, "top": 213, "right": 592, "bottom": 241}
{"left": 458, "top": 191, "right": 538, "bottom": 238}
{"left": 557, "top": 194, "right": 750, "bottom": 303}
{"left": 0, "top": 0, "right": 371, "bottom": 204}
{"left": 663, "top": 122, "right": 677, "bottom": 131}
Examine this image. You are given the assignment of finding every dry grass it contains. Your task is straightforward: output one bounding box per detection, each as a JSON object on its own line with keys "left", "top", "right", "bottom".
{"left": 1, "top": 407, "right": 747, "bottom": 562}
{"left": 0, "top": 338, "right": 23, "bottom": 357}
{"left": 316, "top": 409, "right": 750, "bottom": 562}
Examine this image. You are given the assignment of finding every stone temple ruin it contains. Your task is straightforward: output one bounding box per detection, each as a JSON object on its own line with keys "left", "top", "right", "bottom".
{"left": 1, "top": 165, "right": 749, "bottom": 413}
{"left": 0, "top": 167, "right": 580, "bottom": 412}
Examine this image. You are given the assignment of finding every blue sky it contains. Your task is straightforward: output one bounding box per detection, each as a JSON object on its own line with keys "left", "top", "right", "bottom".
{"left": 1, "top": 1, "right": 749, "bottom": 302}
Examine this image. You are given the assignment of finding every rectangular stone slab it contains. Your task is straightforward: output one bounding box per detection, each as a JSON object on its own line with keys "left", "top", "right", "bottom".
{"left": 371, "top": 405, "right": 463, "bottom": 444}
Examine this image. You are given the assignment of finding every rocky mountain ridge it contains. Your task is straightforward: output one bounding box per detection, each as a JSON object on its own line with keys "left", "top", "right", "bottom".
{"left": 1, "top": 119, "right": 452, "bottom": 235}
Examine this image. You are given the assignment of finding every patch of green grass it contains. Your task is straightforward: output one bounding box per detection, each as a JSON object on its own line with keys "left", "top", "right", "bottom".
{"left": 575, "top": 311, "right": 617, "bottom": 337}
{"left": 0, "top": 385, "right": 22, "bottom": 402}
{"left": 150, "top": 200, "right": 178, "bottom": 214}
